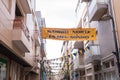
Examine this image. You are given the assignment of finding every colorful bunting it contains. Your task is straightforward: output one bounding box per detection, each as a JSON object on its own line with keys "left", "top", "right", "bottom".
{"left": 45, "top": 46, "right": 91, "bottom": 77}
{"left": 45, "top": 46, "right": 91, "bottom": 71}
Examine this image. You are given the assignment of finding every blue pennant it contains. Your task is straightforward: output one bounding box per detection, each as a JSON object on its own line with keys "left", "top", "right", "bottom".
{"left": 73, "top": 53, "right": 76, "bottom": 56}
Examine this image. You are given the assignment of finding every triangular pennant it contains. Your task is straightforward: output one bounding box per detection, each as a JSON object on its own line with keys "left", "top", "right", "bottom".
{"left": 70, "top": 53, "right": 73, "bottom": 59}
{"left": 64, "top": 56, "right": 66, "bottom": 60}
{"left": 80, "top": 50, "right": 83, "bottom": 54}
{"left": 73, "top": 53, "right": 76, "bottom": 56}
{"left": 76, "top": 52, "right": 78, "bottom": 56}
{"left": 87, "top": 46, "right": 90, "bottom": 50}
{"left": 66, "top": 55, "right": 68, "bottom": 59}
{"left": 78, "top": 50, "right": 80, "bottom": 55}
{"left": 85, "top": 47, "right": 88, "bottom": 51}
{"left": 82, "top": 49, "right": 85, "bottom": 53}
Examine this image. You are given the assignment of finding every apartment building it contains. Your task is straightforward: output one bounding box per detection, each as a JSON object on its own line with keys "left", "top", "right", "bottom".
{"left": 0, "top": 0, "right": 43, "bottom": 80}
{"left": 75, "top": 0, "right": 120, "bottom": 80}
{"left": 35, "top": 11, "right": 47, "bottom": 80}
{"left": 111, "top": 1, "right": 120, "bottom": 48}
{"left": 60, "top": 41, "right": 71, "bottom": 80}
{"left": 73, "top": 41, "right": 85, "bottom": 80}
{"left": 60, "top": 40, "right": 81, "bottom": 80}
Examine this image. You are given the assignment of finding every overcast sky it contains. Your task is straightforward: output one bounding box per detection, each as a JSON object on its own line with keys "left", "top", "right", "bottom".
{"left": 36, "top": 0, "right": 78, "bottom": 59}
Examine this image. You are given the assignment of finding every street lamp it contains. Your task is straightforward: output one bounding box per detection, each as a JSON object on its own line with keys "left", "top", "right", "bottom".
{"left": 100, "top": 15, "right": 120, "bottom": 77}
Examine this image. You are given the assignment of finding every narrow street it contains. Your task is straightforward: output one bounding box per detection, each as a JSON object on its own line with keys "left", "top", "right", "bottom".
{"left": 0, "top": 0, "right": 120, "bottom": 80}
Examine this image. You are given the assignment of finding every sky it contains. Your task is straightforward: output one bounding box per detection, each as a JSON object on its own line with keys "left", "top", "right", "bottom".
{"left": 36, "top": 0, "right": 78, "bottom": 59}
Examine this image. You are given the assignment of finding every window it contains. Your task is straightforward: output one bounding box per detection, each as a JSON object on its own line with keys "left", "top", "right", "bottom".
{"left": 111, "top": 60, "right": 114, "bottom": 67}
{"left": 95, "top": 74, "right": 98, "bottom": 80}
{"left": 104, "top": 71, "right": 116, "bottom": 80}
{"left": 86, "top": 68, "right": 92, "bottom": 74}
{"left": 103, "top": 60, "right": 115, "bottom": 69}
{"left": 95, "top": 73, "right": 102, "bottom": 80}
{"left": 105, "top": 62, "right": 110, "bottom": 68}
{"left": 80, "top": 70, "right": 85, "bottom": 76}
{"left": 15, "top": 4, "right": 23, "bottom": 17}
{"left": 94, "top": 64, "right": 101, "bottom": 72}
{"left": 0, "top": 58, "right": 7, "bottom": 80}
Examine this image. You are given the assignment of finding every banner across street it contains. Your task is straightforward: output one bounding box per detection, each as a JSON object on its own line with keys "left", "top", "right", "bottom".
{"left": 41, "top": 28, "right": 96, "bottom": 40}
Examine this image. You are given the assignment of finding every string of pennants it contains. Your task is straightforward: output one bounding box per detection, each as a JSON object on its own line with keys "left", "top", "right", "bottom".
{"left": 45, "top": 46, "right": 90, "bottom": 62}
{"left": 46, "top": 70, "right": 69, "bottom": 76}
{"left": 46, "top": 72, "right": 62, "bottom": 76}
{"left": 45, "top": 46, "right": 90, "bottom": 76}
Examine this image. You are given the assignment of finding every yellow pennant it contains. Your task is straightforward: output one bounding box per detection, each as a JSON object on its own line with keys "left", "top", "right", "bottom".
{"left": 41, "top": 28, "right": 96, "bottom": 40}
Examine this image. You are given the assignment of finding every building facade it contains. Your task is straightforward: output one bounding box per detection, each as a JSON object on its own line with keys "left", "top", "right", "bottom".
{"left": 112, "top": 0, "right": 120, "bottom": 48}
{"left": 74, "top": 0, "right": 120, "bottom": 80}
{"left": 60, "top": 40, "right": 80, "bottom": 80}
{"left": 0, "top": 0, "right": 43, "bottom": 80}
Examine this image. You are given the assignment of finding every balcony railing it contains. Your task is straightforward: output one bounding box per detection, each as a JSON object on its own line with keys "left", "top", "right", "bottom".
{"left": 74, "top": 56, "right": 85, "bottom": 71}
{"left": 88, "top": 0, "right": 108, "bottom": 21}
{"left": 84, "top": 45, "right": 101, "bottom": 64}
{"left": 12, "top": 17, "right": 30, "bottom": 53}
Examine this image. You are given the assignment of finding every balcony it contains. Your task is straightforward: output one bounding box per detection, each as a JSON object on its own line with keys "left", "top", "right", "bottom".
{"left": 35, "top": 62, "right": 40, "bottom": 69}
{"left": 24, "top": 62, "right": 40, "bottom": 74}
{"left": 74, "top": 56, "right": 85, "bottom": 71}
{"left": 88, "top": 0, "right": 108, "bottom": 21}
{"left": 74, "top": 41, "right": 84, "bottom": 49}
{"left": 34, "top": 30, "right": 41, "bottom": 46}
{"left": 12, "top": 17, "right": 30, "bottom": 53}
{"left": 17, "top": 0, "right": 32, "bottom": 13}
{"left": 84, "top": 45, "right": 101, "bottom": 64}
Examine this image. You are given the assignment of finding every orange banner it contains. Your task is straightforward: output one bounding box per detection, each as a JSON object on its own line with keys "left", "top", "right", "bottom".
{"left": 41, "top": 28, "right": 96, "bottom": 40}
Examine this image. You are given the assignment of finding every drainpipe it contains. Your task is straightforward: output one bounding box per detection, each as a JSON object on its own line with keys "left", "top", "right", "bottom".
{"left": 110, "top": 16, "right": 120, "bottom": 78}
{"left": 100, "top": 15, "right": 120, "bottom": 78}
